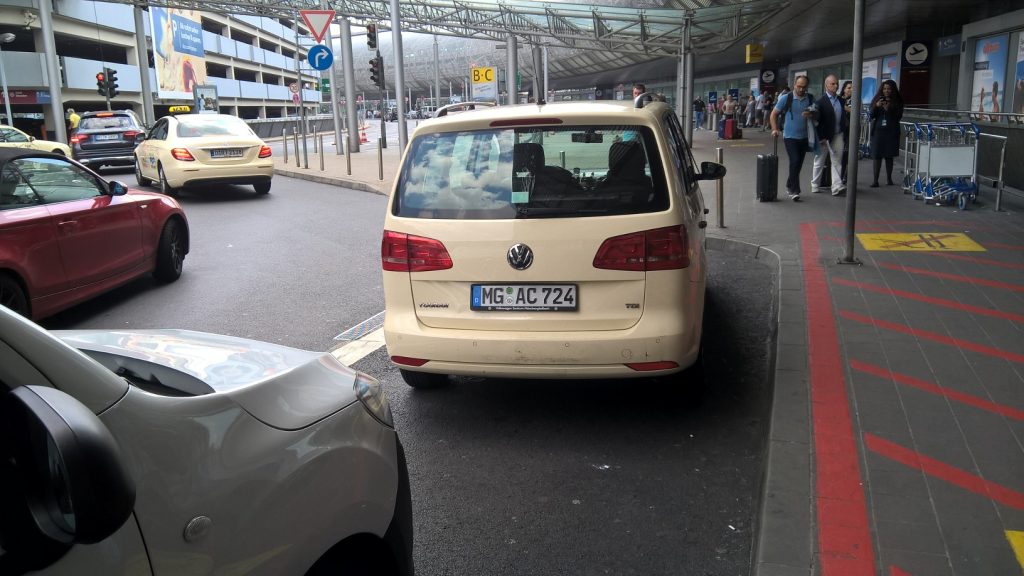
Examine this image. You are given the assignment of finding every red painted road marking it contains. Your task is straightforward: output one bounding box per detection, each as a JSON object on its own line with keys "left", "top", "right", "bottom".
{"left": 801, "top": 223, "right": 875, "bottom": 575}
{"left": 849, "top": 359, "right": 1024, "bottom": 421}
{"left": 865, "top": 433, "right": 1024, "bottom": 510}
{"left": 877, "top": 262, "right": 1024, "bottom": 292}
{"left": 839, "top": 311, "right": 1024, "bottom": 364}
{"left": 925, "top": 251, "right": 1024, "bottom": 270}
{"left": 984, "top": 242, "right": 1024, "bottom": 251}
{"left": 890, "top": 567, "right": 913, "bottom": 576}
{"left": 832, "top": 277, "right": 1024, "bottom": 323}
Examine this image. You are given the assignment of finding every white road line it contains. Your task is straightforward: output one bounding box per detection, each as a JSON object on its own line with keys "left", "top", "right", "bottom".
{"left": 330, "top": 327, "right": 386, "bottom": 366}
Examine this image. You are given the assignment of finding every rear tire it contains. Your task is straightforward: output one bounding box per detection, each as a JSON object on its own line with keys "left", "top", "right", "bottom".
{"left": 158, "top": 164, "right": 178, "bottom": 197}
{"left": 254, "top": 181, "right": 271, "bottom": 195}
{"left": 399, "top": 369, "right": 448, "bottom": 389}
{"left": 153, "top": 219, "right": 186, "bottom": 282}
{"left": 135, "top": 157, "right": 151, "bottom": 187}
{"left": 0, "top": 274, "right": 29, "bottom": 318}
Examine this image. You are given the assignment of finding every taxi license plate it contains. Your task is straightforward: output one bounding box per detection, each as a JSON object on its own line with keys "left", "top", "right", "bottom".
{"left": 210, "top": 148, "right": 244, "bottom": 158}
{"left": 471, "top": 284, "right": 578, "bottom": 312}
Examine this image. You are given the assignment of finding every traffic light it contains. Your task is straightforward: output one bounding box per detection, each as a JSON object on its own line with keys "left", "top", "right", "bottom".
{"left": 369, "top": 56, "right": 385, "bottom": 90}
{"left": 366, "top": 24, "right": 377, "bottom": 50}
{"left": 96, "top": 70, "right": 107, "bottom": 96}
{"left": 105, "top": 68, "right": 119, "bottom": 99}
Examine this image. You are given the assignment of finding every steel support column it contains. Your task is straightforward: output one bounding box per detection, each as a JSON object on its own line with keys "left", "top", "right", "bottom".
{"left": 133, "top": 7, "right": 155, "bottom": 126}
{"left": 39, "top": 0, "right": 65, "bottom": 143}
{"left": 341, "top": 19, "right": 359, "bottom": 153}
{"left": 841, "top": 0, "right": 865, "bottom": 264}
{"left": 506, "top": 34, "right": 518, "bottom": 105}
{"left": 391, "top": 0, "right": 408, "bottom": 149}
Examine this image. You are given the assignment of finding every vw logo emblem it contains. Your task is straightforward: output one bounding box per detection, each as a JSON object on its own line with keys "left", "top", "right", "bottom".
{"left": 507, "top": 244, "right": 534, "bottom": 270}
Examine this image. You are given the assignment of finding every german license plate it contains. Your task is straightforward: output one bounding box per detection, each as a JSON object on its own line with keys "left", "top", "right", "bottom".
{"left": 210, "top": 148, "right": 243, "bottom": 158}
{"left": 94, "top": 134, "right": 119, "bottom": 141}
{"left": 471, "top": 284, "right": 578, "bottom": 311}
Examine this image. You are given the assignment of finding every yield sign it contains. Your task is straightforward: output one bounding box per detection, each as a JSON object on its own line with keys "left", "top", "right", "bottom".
{"left": 300, "top": 10, "right": 335, "bottom": 44}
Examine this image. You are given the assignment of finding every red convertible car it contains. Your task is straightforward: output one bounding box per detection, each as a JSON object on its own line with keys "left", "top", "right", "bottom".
{"left": 0, "top": 148, "right": 188, "bottom": 320}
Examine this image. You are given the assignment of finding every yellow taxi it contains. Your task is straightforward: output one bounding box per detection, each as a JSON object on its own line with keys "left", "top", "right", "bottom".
{"left": 381, "top": 99, "right": 725, "bottom": 388}
{"left": 133, "top": 108, "right": 273, "bottom": 196}
{"left": 0, "top": 124, "right": 72, "bottom": 156}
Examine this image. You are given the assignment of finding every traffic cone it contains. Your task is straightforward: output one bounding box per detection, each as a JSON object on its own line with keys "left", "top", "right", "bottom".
{"left": 359, "top": 126, "right": 369, "bottom": 144}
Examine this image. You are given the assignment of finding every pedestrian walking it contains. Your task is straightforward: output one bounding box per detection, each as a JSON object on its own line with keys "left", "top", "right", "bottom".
{"left": 811, "top": 75, "right": 847, "bottom": 196}
{"left": 770, "top": 76, "right": 818, "bottom": 201}
{"left": 693, "top": 97, "right": 706, "bottom": 130}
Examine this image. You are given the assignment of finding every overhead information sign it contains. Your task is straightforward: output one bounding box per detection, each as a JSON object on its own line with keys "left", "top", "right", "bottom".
{"left": 300, "top": 10, "right": 335, "bottom": 44}
{"left": 471, "top": 66, "right": 497, "bottom": 103}
{"left": 857, "top": 233, "right": 986, "bottom": 251}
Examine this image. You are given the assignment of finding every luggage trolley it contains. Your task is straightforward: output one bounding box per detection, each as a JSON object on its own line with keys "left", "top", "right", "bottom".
{"left": 910, "top": 122, "right": 980, "bottom": 210}
{"left": 900, "top": 122, "right": 921, "bottom": 194}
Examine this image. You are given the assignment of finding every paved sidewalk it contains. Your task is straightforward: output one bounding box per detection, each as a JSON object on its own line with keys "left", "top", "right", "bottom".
{"left": 271, "top": 124, "right": 1024, "bottom": 576}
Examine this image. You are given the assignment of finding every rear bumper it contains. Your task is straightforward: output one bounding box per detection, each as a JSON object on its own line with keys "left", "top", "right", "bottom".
{"left": 74, "top": 151, "right": 136, "bottom": 166}
{"left": 383, "top": 311, "right": 702, "bottom": 379}
{"left": 171, "top": 163, "right": 274, "bottom": 188}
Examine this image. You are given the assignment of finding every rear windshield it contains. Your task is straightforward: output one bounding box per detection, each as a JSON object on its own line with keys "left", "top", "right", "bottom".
{"left": 175, "top": 116, "right": 254, "bottom": 138}
{"left": 394, "top": 125, "right": 668, "bottom": 219}
{"left": 79, "top": 115, "right": 136, "bottom": 130}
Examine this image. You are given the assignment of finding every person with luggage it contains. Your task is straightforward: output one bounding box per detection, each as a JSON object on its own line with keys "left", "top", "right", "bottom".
{"left": 811, "top": 75, "right": 847, "bottom": 196}
{"left": 868, "top": 79, "right": 904, "bottom": 187}
{"left": 770, "top": 76, "right": 818, "bottom": 201}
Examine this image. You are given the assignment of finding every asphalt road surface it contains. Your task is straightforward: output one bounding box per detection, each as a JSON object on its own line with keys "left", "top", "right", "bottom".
{"left": 43, "top": 174, "right": 776, "bottom": 576}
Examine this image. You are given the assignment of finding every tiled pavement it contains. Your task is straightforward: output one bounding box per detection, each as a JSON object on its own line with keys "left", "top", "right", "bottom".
{"left": 272, "top": 122, "right": 1024, "bottom": 576}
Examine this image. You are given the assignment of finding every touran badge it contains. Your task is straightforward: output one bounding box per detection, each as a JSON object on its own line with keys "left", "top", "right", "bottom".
{"left": 507, "top": 244, "right": 534, "bottom": 270}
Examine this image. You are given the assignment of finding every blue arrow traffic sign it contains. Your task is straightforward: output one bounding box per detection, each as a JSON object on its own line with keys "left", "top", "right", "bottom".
{"left": 308, "top": 44, "right": 334, "bottom": 71}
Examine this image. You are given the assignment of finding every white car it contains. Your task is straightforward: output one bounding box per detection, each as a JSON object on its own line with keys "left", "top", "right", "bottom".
{"left": 0, "top": 305, "right": 413, "bottom": 575}
{"left": 134, "top": 110, "right": 274, "bottom": 196}
{"left": 381, "top": 100, "right": 724, "bottom": 388}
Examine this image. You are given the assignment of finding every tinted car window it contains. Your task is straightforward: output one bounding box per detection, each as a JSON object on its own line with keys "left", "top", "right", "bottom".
{"left": 395, "top": 125, "right": 668, "bottom": 219}
{"left": 175, "top": 116, "right": 254, "bottom": 138}
{"left": 9, "top": 157, "right": 104, "bottom": 204}
{"left": 79, "top": 115, "right": 138, "bottom": 130}
{"left": 0, "top": 128, "right": 30, "bottom": 143}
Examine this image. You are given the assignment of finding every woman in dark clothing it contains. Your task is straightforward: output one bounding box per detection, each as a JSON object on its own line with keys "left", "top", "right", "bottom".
{"left": 868, "top": 79, "right": 904, "bottom": 187}
{"left": 839, "top": 80, "right": 853, "bottom": 185}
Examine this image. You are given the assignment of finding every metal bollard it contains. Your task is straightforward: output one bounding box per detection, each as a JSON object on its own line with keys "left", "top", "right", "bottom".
{"left": 716, "top": 147, "right": 725, "bottom": 228}
{"left": 378, "top": 139, "right": 384, "bottom": 181}
{"left": 345, "top": 137, "right": 352, "bottom": 175}
{"left": 283, "top": 131, "right": 288, "bottom": 164}
{"left": 313, "top": 127, "right": 318, "bottom": 153}
{"left": 293, "top": 128, "right": 300, "bottom": 168}
{"left": 319, "top": 135, "right": 324, "bottom": 171}
{"left": 559, "top": 150, "right": 566, "bottom": 168}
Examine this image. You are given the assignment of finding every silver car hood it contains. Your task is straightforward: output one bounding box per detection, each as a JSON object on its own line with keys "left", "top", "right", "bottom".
{"left": 55, "top": 329, "right": 360, "bottom": 430}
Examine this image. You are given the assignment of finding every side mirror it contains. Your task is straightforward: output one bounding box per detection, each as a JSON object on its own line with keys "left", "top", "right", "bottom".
{"left": 697, "top": 161, "right": 727, "bottom": 181}
{"left": 109, "top": 181, "right": 129, "bottom": 196}
{"left": 0, "top": 386, "right": 135, "bottom": 570}
{"left": 135, "top": 133, "right": 147, "bottom": 143}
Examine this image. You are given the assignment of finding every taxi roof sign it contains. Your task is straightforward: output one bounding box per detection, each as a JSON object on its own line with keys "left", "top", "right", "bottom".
{"left": 300, "top": 10, "right": 335, "bottom": 44}
{"left": 168, "top": 105, "right": 192, "bottom": 114}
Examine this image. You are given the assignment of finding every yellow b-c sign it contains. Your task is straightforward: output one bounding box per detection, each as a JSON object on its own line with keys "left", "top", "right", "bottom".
{"left": 472, "top": 67, "right": 496, "bottom": 84}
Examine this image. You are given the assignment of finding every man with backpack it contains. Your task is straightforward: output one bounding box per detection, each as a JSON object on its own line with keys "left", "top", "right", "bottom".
{"left": 770, "top": 76, "right": 819, "bottom": 201}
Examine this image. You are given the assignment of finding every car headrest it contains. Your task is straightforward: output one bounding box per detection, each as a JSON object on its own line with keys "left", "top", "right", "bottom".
{"left": 607, "top": 141, "right": 645, "bottom": 179}
{"left": 513, "top": 142, "right": 544, "bottom": 174}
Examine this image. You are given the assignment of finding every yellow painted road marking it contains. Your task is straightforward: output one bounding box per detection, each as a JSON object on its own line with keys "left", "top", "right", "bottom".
{"left": 1008, "top": 530, "right": 1024, "bottom": 570}
{"left": 857, "top": 232, "right": 986, "bottom": 251}
{"left": 330, "top": 327, "right": 386, "bottom": 366}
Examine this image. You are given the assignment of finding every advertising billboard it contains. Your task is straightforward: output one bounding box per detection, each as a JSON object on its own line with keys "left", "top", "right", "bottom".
{"left": 970, "top": 34, "right": 1008, "bottom": 119}
{"left": 151, "top": 8, "right": 207, "bottom": 100}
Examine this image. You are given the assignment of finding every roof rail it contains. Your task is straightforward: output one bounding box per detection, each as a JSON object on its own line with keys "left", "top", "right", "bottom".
{"left": 633, "top": 92, "right": 654, "bottom": 108}
{"left": 434, "top": 101, "right": 496, "bottom": 117}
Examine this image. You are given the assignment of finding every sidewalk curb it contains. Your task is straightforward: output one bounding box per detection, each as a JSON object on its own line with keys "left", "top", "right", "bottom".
{"left": 273, "top": 167, "right": 387, "bottom": 196}
{"left": 708, "top": 234, "right": 814, "bottom": 576}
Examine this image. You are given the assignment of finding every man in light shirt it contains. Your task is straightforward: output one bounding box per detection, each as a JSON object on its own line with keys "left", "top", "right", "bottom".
{"left": 811, "top": 75, "right": 847, "bottom": 196}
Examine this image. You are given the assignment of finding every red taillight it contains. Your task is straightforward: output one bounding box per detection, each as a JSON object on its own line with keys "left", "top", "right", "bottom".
{"left": 381, "top": 230, "right": 453, "bottom": 272}
{"left": 625, "top": 361, "right": 680, "bottom": 371}
{"left": 123, "top": 130, "right": 142, "bottom": 139}
{"left": 170, "top": 147, "right": 195, "bottom": 161}
{"left": 391, "top": 356, "right": 429, "bottom": 367}
{"left": 70, "top": 134, "right": 89, "bottom": 144}
{"left": 258, "top": 145, "right": 272, "bottom": 158}
{"left": 593, "top": 225, "right": 689, "bottom": 271}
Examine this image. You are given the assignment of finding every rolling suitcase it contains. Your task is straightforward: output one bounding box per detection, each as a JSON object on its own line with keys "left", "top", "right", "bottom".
{"left": 724, "top": 119, "right": 737, "bottom": 140}
{"left": 756, "top": 136, "right": 779, "bottom": 202}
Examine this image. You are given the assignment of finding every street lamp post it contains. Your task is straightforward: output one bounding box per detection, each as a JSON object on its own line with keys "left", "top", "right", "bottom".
{"left": 0, "top": 33, "right": 15, "bottom": 126}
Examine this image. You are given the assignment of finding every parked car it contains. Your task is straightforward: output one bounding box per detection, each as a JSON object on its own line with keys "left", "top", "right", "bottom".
{"left": 0, "top": 124, "right": 72, "bottom": 156}
{"left": 0, "top": 148, "right": 188, "bottom": 320}
{"left": 0, "top": 304, "right": 413, "bottom": 575}
{"left": 381, "top": 100, "right": 724, "bottom": 388}
{"left": 69, "top": 109, "right": 146, "bottom": 169}
{"left": 134, "top": 108, "right": 273, "bottom": 196}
